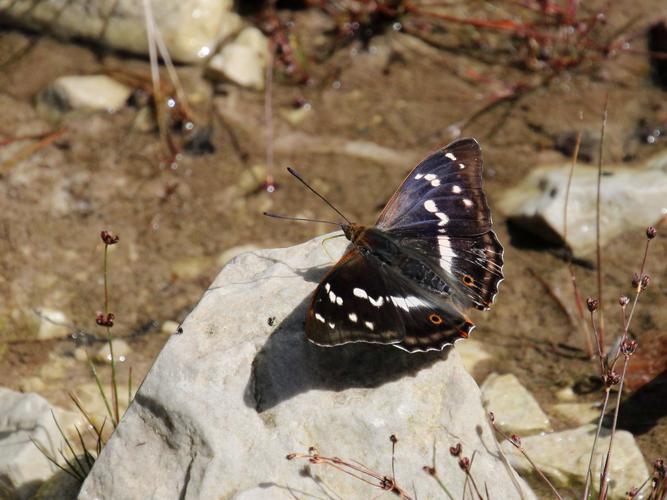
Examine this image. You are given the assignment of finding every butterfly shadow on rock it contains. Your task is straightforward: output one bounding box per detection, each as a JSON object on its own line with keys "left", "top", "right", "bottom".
{"left": 243, "top": 283, "right": 449, "bottom": 414}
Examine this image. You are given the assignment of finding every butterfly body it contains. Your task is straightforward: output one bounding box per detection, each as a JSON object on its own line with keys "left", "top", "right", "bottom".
{"left": 305, "top": 138, "right": 504, "bottom": 353}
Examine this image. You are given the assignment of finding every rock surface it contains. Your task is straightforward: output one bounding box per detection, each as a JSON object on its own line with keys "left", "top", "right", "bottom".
{"left": 0, "top": 0, "right": 235, "bottom": 63}
{"left": 481, "top": 373, "right": 551, "bottom": 435}
{"left": 80, "top": 235, "right": 535, "bottom": 499}
{"left": 38, "top": 75, "right": 132, "bottom": 115}
{"left": 502, "top": 424, "right": 649, "bottom": 499}
{"left": 499, "top": 151, "right": 667, "bottom": 257}
{"left": 0, "top": 388, "right": 83, "bottom": 499}
{"left": 207, "top": 27, "right": 269, "bottom": 90}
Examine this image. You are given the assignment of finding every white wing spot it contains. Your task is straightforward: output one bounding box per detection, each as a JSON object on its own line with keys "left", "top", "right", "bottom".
{"left": 463, "top": 198, "right": 473, "bottom": 207}
{"left": 390, "top": 296, "right": 408, "bottom": 311}
{"left": 328, "top": 322, "right": 336, "bottom": 329}
{"left": 452, "top": 185, "right": 462, "bottom": 194}
{"left": 415, "top": 173, "right": 424, "bottom": 179}
{"left": 336, "top": 297, "right": 343, "bottom": 306}
{"left": 445, "top": 152, "right": 457, "bottom": 160}
{"left": 431, "top": 179, "right": 441, "bottom": 187}
{"left": 438, "top": 235, "right": 456, "bottom": 273}
{"left": 325, "top": 283, "right": 331, "bottom": 292}
{"left": 424, "top": 173, "right": 437, "bottom": 181}
{"left": 436, "top": 212, "right": 449, "bottom": 226}
{"left": 369, "top": 295, "right": 384, "bottom": 307}
{"left": 353, "top": 288, "right": 368, "bottom": 299}
{"left": 424, "top": 200, "right": 438, "bottom": 213}
{"left": 348, "top": 313, "right": 358, "bottom": 323}
{"left": 364, "top": 321, "right": 374, "bottom": 331}
{"left": 329, "top": 291, "right": 336, "bottom": 303}
{"left": 459, "top": 163, "right": 465, "bottom": 169}
{"left": 315, "top": 313, "right": 326, "bottom": 323}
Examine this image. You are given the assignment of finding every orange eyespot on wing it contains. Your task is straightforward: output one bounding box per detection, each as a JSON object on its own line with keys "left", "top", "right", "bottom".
{"left": 429, "top": 313, "right": 444, "bottom": 325}
{"left": 462, "top": 274, "right": 474, "bottom": 286}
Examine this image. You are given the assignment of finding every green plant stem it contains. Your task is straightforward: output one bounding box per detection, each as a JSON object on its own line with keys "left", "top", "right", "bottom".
{"left": 103, "top": 244, "right": 120, "bottom": 426}
{"left": 595, "top": 95, "right": 609, "bottom": 355}
{"left": 583, "top": 388, "right": 611, "bottom": 500}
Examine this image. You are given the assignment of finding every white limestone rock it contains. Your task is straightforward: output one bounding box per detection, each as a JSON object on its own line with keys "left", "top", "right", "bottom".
{"left": 39, "top": 75, "right": 132, "bottom": 115}
{"left": 499, "top": 151, "right": 667, "bottom": 257}
{"left": 207, "top": 27, "right": 270, "bottom": 90}
{"left": 0, "top": 388, "right": 84, "bottom": 499}
{"left": 501, "top": 424, "right": 649, "bottom": 499}
{"left": 0, "top": 0, "right": 235, "bottom": 63}
{"left": 481, "top": 373, "right": 551, "bottom": 434}
{"left": 80, "top": 235, "right": 535, "bottom": 499}
{"left": 552, "top": 402, "right": 601, "bottom": 425}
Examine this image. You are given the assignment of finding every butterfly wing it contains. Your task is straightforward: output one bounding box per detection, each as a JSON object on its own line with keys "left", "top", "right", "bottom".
{"left": 306, "top": 248, "right": 474, "bottom": 352}
{"left": 376, "top": 138, "right": 504, "bottom": 311}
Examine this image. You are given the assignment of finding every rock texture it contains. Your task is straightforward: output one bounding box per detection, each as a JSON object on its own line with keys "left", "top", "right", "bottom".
{"left": 502, "top": 424, "right": 649, "bottom": 499}
{"left": 0, "top": 388, "right": 83, "bottom": 499}
{"left": 0, "top": 0, "right": 235, "bottom": 63}
{"left": 38, "top": 75, "right": 132, "bottom": 116}
{"left": 207, "top": 27, "right": 269, "bottom": 90}
{"left": 80, "top": 235, "right": 535, "bottom": 499}
{"left": 499, "top": 151, "right": 667, "bottom": 257}
{"left": 481, "top": 373, "right": 551, "bottom": 434}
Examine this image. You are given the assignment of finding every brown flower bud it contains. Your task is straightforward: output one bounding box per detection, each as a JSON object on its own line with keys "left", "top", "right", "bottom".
{"left": 449, "top": 443, "right": 462, "bottom": 456}
{"left": 458, "top": 457, "right": 470, "bottom": 471}
{"left": 646, "top": 226, "right": 657, "bottom": 239}
{"left": 641, "top": 275, "right": 651, "bottom": 291}
{"left": 632, "top": 273, "right": 640, "bottom": 288}
{"left": 621, "top": 339, "right": 638, "bottom": 356}
{"left": 586, "top": 297, "right": 599, "bottom": 312}
{"left": 100, "top": 230, "right": 119, "bottom": 245}
{"left": 619, "top": 295, "right": 630, "bottom": 307}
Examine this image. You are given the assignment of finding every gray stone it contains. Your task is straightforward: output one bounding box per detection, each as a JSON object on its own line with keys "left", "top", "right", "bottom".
{"left": 499, "top": 151, "right": 667, "bottom": 257}
{"left": 0, "top": 0, "right": 235, "bottom": 63}
{"left": 551, "top": 402, "right": 600, "bottom": 425}
{"left": 501, "top": 424, "right": 649, "bottom": 499}
{"left": 0, "top": 388, "right": 84, "bottom": 499}
{"left": 481, "top": 373, "right": 551, "bottom": 435}
{"left": 80, "top": 235, "right": 535, "bottom": 499}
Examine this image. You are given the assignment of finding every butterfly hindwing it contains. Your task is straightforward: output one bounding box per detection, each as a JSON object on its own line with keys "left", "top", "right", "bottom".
{"left": 306, "top": 248, "right": 474, "bottom": 352}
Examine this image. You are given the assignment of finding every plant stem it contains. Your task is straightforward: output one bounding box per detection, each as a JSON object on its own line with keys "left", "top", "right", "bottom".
{"left": 595, "top": 95, "right": 609, "bottom": 355}
{"left": 103, "top": 243, "right": 120, "bottom": 426}
{"left": 583, "top": 388, "right": 611, "bottom": 499}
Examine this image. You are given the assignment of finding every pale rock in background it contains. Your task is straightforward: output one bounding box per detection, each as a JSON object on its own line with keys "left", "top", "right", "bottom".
{"left": 207, "top": 27, "right": 269, "bottom": 90}
{"left": 502, "top": 424, "right": 649, "bottom": 499}
{"left": 0, "top": 388, "right": 84, "bottom": 499}
{"left": 79, "top": 235, "right": 535, "bottom": 499}
{"left": 481, "top": 373, "right": 551, "bottom": 434}
{"left": 499, "top": 151, "right": 667, "bottom": 257}
{"left": 38, "top": 75, "right": 132, "bottom": 116}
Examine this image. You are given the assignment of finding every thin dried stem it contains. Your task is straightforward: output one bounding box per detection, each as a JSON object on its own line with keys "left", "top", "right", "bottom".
{"left": 595, "top": 95, "right": 609, "bottom": 354}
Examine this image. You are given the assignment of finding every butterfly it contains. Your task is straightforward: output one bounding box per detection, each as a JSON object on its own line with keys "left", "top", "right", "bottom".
{"left": 268, "top": 138, "right": 503, "bottom": 352}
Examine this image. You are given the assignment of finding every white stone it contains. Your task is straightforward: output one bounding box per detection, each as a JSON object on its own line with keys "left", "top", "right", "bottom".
{"left": 0, "top": 0, "right": 235, "bottom": 63}
{"left": 79, "top": 235, "right": 535, "bottom": 499}
{"left": 552, "top": 402, "right": 601, "bottom": 425}
{"left": 481, "top": 373, "right": 551, "bottom": 434}
{"left": 217, "top": 244, "right": 260, "bottom": 268}
{"left": 0, "top": 388, "right": 85, "bottom": 499}
{"left": 34, "top": 308, "right": 69, "bottom": 340}
{"left": 161, "top": 320, "right": 181, "bottom": 335}
{"left": 499, "top": 151, "right": 667, "bottom": 257}
{"left": 207, "top": 27, "right": 269, "bottom": 90}
{"left": 94, "top": 338, "right": 131, "bottom": 364}
{"left": 43, "top": 75, "right": 132, "bottom": 112}
{"left": 502, "top": 424, "right": 649, "bottom": 499}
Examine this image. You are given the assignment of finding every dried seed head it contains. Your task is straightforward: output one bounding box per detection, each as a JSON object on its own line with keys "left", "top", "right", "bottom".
{"left": 95, "top": 312, "right": 115, "bottom": 327}
{"left": 489, "top": 411, "right": 495, "bottom": 423}
{"left": 641, "top": 275, "right": 651, "bottom": 291}
{"left": 619, "top": 295, "right": 630, "bottom": 307}
{"left": 646, "top": 226, "right": 657, "bottom": 239}
{"left": 422, "top": 465, "right": 436, "bottom": 476}
{"left": 286, "top": 453, "right": 297, "bottom": 460}
{"left": 621, "top": 339, "right": 638, "bottom": 356}
{"left": 586, "top": 297, "right": 599, "bottom": 312}
{"left": 449, "top": 443, "right": 462, "bottom": 456}
{"left": 605, "top": 370, "right": 621, "bottom": 386}
{"left": 390, "top": 434, "right": 397, "bottom": 444}
{"left": 458, "top": 457, "right": 470, "bottom": 471}
{"left": 632, "top": 273, "right": 641, "bottom": 289}
{"left": 100, "top": 230, "right": 119, "bottom": 245}
{"left": 654, "top": 458, "right": 666, "bottom": 478}
{"left": 510, "top": 434, "right": 522, "bottom": 447}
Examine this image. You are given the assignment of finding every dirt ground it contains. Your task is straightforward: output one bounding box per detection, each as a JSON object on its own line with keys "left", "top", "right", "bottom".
{"left": 0, "top": 1, "right": 666, "bottom": 494}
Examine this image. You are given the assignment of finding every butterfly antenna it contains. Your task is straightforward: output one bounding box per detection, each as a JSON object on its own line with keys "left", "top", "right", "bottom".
{"left": 286, "top": 167, "right": 352, "bottom": 224}
{"left": 262, "top": 212, "right": 342, "bottom": 226}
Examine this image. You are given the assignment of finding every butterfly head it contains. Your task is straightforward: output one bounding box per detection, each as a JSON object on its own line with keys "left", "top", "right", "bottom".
{"left": 342, "top": 223, "right": 365, "bottom": 243}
